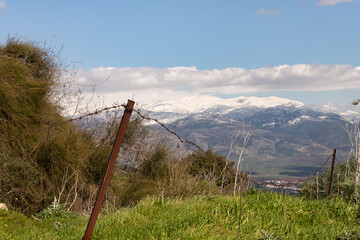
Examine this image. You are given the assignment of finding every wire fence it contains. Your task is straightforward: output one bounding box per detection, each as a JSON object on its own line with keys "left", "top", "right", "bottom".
{"left": 1, "top": 102, "right": 337, "bottom": 190}
{"left": 1, "top": 101, "right": 349, "bottom": 239}
{"left": 1, "top": 104, "right": 126, "bottom": 146}
{"left": 133, "top": 108, "right": 336, "bottom": 188}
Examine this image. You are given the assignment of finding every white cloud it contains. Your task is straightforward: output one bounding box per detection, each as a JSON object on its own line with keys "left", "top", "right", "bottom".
{"left": 256, "top": 8, "right": 265, "bottom": 16}
{"left": 75, "top": 64, "right": 360, "bottom": 104}
{"left": 0, "top": 1, "right": 6, "bottom": 11}
{"left": 316, "top": 0, "right": 354, "bottom": 6}
{"left": 256, "top": 8, "right": 282, "bottom": 17}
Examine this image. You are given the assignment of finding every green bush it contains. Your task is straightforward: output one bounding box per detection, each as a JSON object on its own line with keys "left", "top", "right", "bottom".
{"left": 0, "top": 38, "right": 250, "bottom": 215}
{"left": 108, "top": 146, "right": 249, "bottom": 207}
{"left": 184, "top": 149, "right": 249, "bottom": 192}
{"left": 300, "top": 156, "right": 358, "bottom": 201}
{"left": 0, "top": 39, "right": 100, "bottom": 214}
{"left": 36, "top": 197, "right": 77, "bottom": 219}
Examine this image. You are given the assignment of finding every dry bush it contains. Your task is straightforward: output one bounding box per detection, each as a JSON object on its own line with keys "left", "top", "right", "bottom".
{"left": 0, "top": 38, "right": 250, "bottom": 214}
{"left": 104, "top": 143, "right": 249, "bottom": 208}
{"left": 0, "top": 39, "right": 104, "bottom": 214}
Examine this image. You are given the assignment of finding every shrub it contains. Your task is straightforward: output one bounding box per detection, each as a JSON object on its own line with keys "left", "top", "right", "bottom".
{"left": 183, "top": 149, "right": 249, "bottom": 192}
{"left": 300, "top": 156, "right": 358, "bottom": 201}
{"left": 108, "top": 146, "right": 249, "bottom": 207}
{"left": 0, "top": 39, "right": 99, "bottom": 214}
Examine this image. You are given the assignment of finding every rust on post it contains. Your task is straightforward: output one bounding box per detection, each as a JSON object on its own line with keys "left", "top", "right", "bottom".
{"left": 327, "top": 149, "right": 336, "bottom": 196}
{"left": 83, "top": 100, "right": 135, "bottom": 240}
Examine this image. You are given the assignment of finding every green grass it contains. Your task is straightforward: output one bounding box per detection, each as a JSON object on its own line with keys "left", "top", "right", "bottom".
{"left": 1, "top": 191, "right": 360, "bottom": 239}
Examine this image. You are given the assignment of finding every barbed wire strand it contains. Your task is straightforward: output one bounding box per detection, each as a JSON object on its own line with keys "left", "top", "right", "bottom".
{"left": 132, "top": 108, "right": 207, "bottom": 155}
{"left": 293, "top": 155, "right": 333, "bottom": 184}
{"left": 132, "top": 108, "right": 334, "bottom": 188}
{"left": 1, "top": 104, "right": 126, "bottom": 146}
{"left": 1, "top": 103, "right": 335, "bottom": 189}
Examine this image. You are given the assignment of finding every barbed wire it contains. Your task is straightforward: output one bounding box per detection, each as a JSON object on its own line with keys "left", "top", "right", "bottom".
{"left": 131, "top": 108, "right": 335, "bottom": 189}
{"left": 1, "top": 102, "right": 336, "bottom": 189}
{"left": 1, "top": 104, "right": 126, "bottom": 146}
{"left": 132, "top": 108, "right": 270, "bottom": 186}
{"left": 132, "top": 108, "right": 207, "bottom": 155}
{"left": 293, "top": 155, "right": 333, "bottom": 183}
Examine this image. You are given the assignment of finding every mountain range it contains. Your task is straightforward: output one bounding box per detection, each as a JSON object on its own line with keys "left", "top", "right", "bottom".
{"left": 143, "top": 96, "right": 358, "bottom": 180}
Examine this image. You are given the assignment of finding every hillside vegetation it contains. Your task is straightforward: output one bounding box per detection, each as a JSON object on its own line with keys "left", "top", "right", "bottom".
{"left": 0, "top": 40, "right": 242, "bottom": 214}
{"left": 1, "top": 39, "right": 360, "bottom": 239}
{"left": 1, "top": 191, "right": 359, "bottom": 239}
{"left": 0, "top": 39, "right": 110, "bottom": 213}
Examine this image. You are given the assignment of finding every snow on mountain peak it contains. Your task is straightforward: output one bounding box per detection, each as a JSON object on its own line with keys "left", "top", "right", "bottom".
{"left": 233, "top": 96, "right": 304, "bottom": 108}
{"left": 145, "top": 95, "right": 304, "bottom": 114}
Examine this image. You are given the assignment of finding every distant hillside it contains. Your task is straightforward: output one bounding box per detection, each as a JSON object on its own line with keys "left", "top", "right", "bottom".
{"left": 144, "top": 96, "right": 355, "bottom": 180}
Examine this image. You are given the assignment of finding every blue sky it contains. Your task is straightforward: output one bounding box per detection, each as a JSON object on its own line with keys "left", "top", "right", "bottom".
{"left": 0, "top": 0, "right": 359, "bottom": 105}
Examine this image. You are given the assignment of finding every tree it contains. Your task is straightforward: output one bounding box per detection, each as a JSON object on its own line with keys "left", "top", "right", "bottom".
{"left": 352, "top": 99, "right": 360, "bottom": 202}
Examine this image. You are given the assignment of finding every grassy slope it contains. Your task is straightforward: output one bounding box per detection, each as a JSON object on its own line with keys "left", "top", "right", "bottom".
{"left": 1, "top": 191, "right": 359, "bottom": 239}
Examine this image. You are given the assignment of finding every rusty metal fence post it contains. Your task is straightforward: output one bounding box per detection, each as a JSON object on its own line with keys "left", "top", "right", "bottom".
{"left": 83, "top": 100, "right": 135, "bottom": 240}
{"left": 327, "top": 149, "right": 336, "bottom": 196}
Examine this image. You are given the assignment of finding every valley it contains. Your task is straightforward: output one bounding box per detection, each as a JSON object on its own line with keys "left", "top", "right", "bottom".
{"left": 144, "top": 95, "right": 356, "bottom": 180}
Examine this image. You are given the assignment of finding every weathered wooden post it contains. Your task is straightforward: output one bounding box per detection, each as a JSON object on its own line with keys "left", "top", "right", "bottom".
{"left": 327, "top": 149, "right": 336, "bottom": 196}
{"left": 83, "top": 100, "right": 135, "bottom": 240}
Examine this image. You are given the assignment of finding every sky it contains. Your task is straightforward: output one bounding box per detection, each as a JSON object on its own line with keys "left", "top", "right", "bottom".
{"left": 0, "top": 0, "right": 359, "bottom": 106}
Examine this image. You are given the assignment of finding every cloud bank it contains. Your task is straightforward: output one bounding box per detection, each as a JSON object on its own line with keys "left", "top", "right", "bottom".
{"left": 77, "top": 64, "right": 360, "bottom": 95}
{"left": 316, "top": 0, "right": 354, "bottom": 6}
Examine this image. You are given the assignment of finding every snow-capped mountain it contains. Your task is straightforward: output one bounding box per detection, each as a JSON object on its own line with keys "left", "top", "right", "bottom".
{"left": 143, "top": 96, "right": 358, "bottom": 180}
{"left": 145, "top": 95, "right": 305, "bottom": 124}
{"left": 146, "top": 95, "right": 303, "bottom": 114}
{"left": 144, "top": 95, "right": 357, "bottom": 125}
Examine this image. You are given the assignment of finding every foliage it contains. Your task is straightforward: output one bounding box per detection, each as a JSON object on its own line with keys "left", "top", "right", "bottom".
{"left": 184, "top": 149, "right": 249, "bottom": 191}
{"left": 85, "top": 115, "right": 148, "bottom": 186}
{"left": 106, "top": 146, "right": 211, "bottom": 207}
{"left": 0, "top": 39, "right": 243, "bottom": 214}
{"left": 259, "top": 229, "right": 279, "bottom": 240}
{"left": 300, "top": 156, "right": 358, "bottom": 201}
{"left": 139, "top": 146, "right": 169, "bottom": 178}
{"left": 0, "top": 191, "right": 359, "bottom": 239}
{"left": 102, "top": 145, "right": 250, "bottom": 207}
{"left": 337, "top": 230, "right": 360, "bottom": 240}
{"left": 36, "top": 197, "right": 77, "bottom": 219}
{"left": 0, "top": 39, "right": 101, "bottom": 214}
{"left": 185, "top": 149, "right": 233, "bottom": 185}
